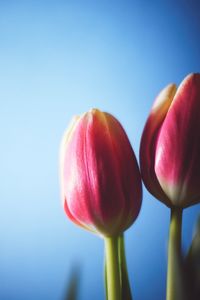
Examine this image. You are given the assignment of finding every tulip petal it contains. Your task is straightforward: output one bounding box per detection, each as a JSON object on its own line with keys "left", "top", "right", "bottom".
{"left": 155, "top": 73, "right": 200, "bottom": 207}
{"left": 64, "top": 199, "right": 96, "bottom": 233}
{"left": 60, "top": 116, "right": 80, "bottom": 205}
{"left": 140, "top": 83, "right": 177, "bottom": 207}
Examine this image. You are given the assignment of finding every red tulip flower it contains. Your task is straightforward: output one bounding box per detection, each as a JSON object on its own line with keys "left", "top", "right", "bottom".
{"left": 140, "top": 73, "right": 200, "bottom": 300}
{"left": 140, "top": 73, "right": 200, "bottom": 208}
{"left": 60, "top": 108, "right": 142, "bottom": 300}
{"left": 60, "top": 109, "right": 142, "bottom": 237}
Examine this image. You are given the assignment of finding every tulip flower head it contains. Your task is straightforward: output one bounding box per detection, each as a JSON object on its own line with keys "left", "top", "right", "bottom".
{"left": 60, "top": 109, "right": 142, "bottom": 237}
{"left": 140, "top": 73, "right": 200, "bottom": 208}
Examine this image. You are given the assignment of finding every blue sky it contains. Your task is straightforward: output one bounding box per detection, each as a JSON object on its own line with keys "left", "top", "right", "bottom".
{"left": 0, "top": 1, "right": 200, "bottom": 299}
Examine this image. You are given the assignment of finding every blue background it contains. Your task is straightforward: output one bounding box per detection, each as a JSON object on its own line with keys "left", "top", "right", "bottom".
{"left": 0, "top": 1, "right": 200, "bottom": 299}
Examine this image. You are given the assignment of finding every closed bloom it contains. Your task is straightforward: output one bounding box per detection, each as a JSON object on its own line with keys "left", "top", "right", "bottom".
{"left": 60, "top": 109, "right": 142, "bottom": 237}
{"left": 140, "top": 73, "right": 200, "bottom": 208}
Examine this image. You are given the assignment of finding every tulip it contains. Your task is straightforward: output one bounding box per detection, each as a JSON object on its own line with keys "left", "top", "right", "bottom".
{"left": 140, "top": 73, "right": 200, "bottom": 300}
{"left": 60, "top": 108, "right": 142, "bottom": 300}
{"left": 60, "top": 108, "right": 142, "bottom": 236}
{"left": 140, "top": 73, "right": 200, "bottom": 209}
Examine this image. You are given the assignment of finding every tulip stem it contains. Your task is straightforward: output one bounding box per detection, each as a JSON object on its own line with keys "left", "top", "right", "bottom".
{"left": 166, "top": 207, "right": 184, "bottom": 300}
{"left": 118, "top": 234, "right": 132, "bottom": 300}
{"left": 104, "top": 236, "right": 121, "bottom": 300}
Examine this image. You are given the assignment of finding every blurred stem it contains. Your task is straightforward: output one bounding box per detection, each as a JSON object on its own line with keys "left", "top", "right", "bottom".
{"left": 118, "top": 234, "right": 132, "bottom": 300}
{"left": 166, "top": 207, "right": 183, "bottom": 300}
{"left": 104, "top": 236, "right": 121, "bottom": 300}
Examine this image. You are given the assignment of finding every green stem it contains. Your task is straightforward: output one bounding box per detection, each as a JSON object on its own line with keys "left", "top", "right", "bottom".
{"left": 166, "top": 207, "right": 184, "bottom": 300}
{"left": 118, "top": 234, "right": 132, "bottom": 300}
{"left": 104, "top": 236, "right": 121, "bottom": 300}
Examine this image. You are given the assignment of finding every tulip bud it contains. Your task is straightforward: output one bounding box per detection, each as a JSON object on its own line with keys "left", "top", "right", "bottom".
{"left": 60, "top": 109, "right": 142, "bottom": 237}
{"left": 140, "top": 73, "right": 200, "bottom": 208}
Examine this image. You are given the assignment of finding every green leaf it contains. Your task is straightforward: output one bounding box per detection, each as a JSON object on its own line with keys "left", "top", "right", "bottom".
{"left": 185, "top": 216, "right": 200, "bottom": 300}
{"left": 64, "top": 265, "right": 80, "bottom": 300}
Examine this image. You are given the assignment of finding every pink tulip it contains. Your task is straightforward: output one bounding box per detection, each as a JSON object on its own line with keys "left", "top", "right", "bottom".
{"left": 60, "top": 109, "right": 142, "bottom": 237}
{"left": 140, "top": 73, "right": 200, "bottom": 208}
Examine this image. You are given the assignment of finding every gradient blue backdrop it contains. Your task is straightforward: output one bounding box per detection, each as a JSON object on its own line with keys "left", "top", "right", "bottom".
{"left": 0, "top": 1, "right": 200, "bottom": 299}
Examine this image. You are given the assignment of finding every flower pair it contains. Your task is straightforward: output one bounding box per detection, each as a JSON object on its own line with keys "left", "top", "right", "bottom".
{"left": 60, "top": 73, "right": 200, "bottom": 300}
{"left": 61, "top": 73, "right": 200, "bottom": 235}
